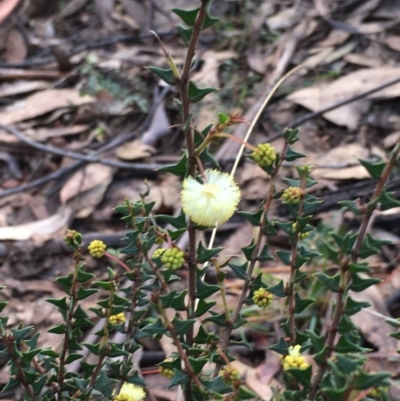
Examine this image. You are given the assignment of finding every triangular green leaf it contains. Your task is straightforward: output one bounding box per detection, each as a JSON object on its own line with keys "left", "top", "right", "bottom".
{"left": 188, "top": 80, "right": 216, "bottom": 103}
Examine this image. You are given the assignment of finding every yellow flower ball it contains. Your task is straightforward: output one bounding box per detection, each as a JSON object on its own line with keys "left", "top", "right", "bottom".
{"left": 281, "top": 344, "right": 310, "bottom": 370}
{"left": 88, "top": 240, "right": 106, "bottom": 258}
{"left": 114, "top": 383, "right": 146, "bottom": 401}
{"left": 181, "top": 170, "right": 241, "bottom": 227}
{"left": 109, "top": 312, "right": 126, "bottom": 325}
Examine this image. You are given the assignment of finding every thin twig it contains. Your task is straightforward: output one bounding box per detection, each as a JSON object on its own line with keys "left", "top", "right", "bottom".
{"left": 0, "top": 87, "right": 170, "bottom": 199}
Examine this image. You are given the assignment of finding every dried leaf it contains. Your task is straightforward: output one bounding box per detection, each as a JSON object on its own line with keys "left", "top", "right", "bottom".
{"left": 0, "top": 80, "right": 50, "bottom": 98}
{"left": 114, "top": 138, "right": 156, "bottom": 160}
{"left": 60, "top": 164, "right": 114, "bottom": 217}
{"left": 0, "top": 0, "right": 20, "bottom": 23}
{"left": 288, "top": 68, "right": 400, "bottom": 129}
{"left": 0, "top": 207, "right": 71, "bottom": 241}
{"left": 0, "top": 89, "right": 94, "bottom": 125}
{"left": 4, "top": 28, "right": 27, "bottom": 63}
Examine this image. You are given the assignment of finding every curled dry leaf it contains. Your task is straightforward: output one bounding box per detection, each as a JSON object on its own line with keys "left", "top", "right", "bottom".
{"left": 0, "top": 89, "right": 94, "bottom": 125}
{"left": 114, "top": 138, "right": 156, "bottom": 160}
{"left": 60, "top": 164, "right": 114, "bottom": 218}
{"left": 0, "top": 207, "right": 71, "bottom": 242}
{"left": 308, "top": 143, "right": 370, "bottom": 180}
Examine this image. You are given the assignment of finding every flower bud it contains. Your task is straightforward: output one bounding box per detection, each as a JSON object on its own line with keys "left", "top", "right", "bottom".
{"left": 282, "top": 187, "right": 303, "bottom": 204}
{"left": 252, "top": 288, "right": 273, "bottom": 308}
{"left": 252, "top": 143, "right": 277, "bottom": 166}
{"left": 161, "top": 248, "right": 185, "bottom": 270}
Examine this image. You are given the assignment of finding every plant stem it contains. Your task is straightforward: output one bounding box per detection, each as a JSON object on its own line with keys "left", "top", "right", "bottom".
{"left": 177, "top": 4, "right": 208, "bottom": 399}
{"left": 287, "top": 174, "right": 307, "bottom": 345}
{"left": 214, "top": 144, "right": 288, "bottom": 376}
{"left": 3, "top": 335, "right": 37, "bottom": 400}
{"left": 309, "top": 141, "right": 400, "bottom": 400}
{"left": 158, "top": 302, "right": 203, "bottom": 390}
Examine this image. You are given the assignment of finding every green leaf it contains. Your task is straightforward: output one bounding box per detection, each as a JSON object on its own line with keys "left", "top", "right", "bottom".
{"left": 359, "top": 159, "right": 386, "bottom": 179}
{"left": 158, "top": 210, "right": 187, "bottom": 229}
{"left": 258, "top": 244, "right": 275, "bottom": 262}
{"left": 348, "top": 262, "right": 371, "bottom": 273}
{"left": 80, "top": 361, "right": 97, "bottom": 378}
{"left": 65, "top": 353, "right": 83, "bottom": 364}
{"left": 266, "top": 280, "right": 287, "bottom": 297}
{"left": 229, "top": 261, "right": 247, "bottom": 279}
{"left": 344, "top": 296, "right": 370, "bottom": 316}
{"left": 282, "top": 127, "right": 300, "bottom": 144}
{"left": 168, "top": 369, "right": 189, "bottom": 389}
{"left": 46, "top": 297, "right": 69, "bottom": 311}
{"left": 315, "top": 272, "right": 340, "bottom": 292}
{"left": 352, "top": 370, "right": 391, "bottom": 390}
{"left": 204, "top": 311, "right": 228, "bottom": 327}
{"left": 197, "top": 242, "right": 222, "bottom": 263}
{"left": 218, "top": 112, "right": 230, "bottom": 124}
{"left": 359, "top": 234, "right": 391, "bottom": 258}
{"left": 0, "top": 301, "right": 8, "bottom": 313}
{"left": 199, "top": 146, "right": 220, "bottom": 168}
{"left": 158, "top": 152, "right": 188, "bottom": 177}
{"left": 94, "top": 370, "right": 116, "bottom": 397}
{"left": 55, "top": 273, "right": 73, "bottom": 294}
{"left": 3, "top": 378, "right": 20, "bottom": 392}
{"left": 32, "top": 375, "right": 47, "bottom": 395}
{"left": 76, "top": 267, "right": 95, "bottom": 283}
{"left": 321, "top": 387, "right": 347, "bottom": 401}
{"left": 194, "top": 325, "right": 214, "bottom": 344}
{"left": 12, "top": 326, "right": 34, "bottom": 342}
{"left": 126, "top": 372, "right": 147, "bottom": 387}
{"left": 188, "top": 356, "right": 208, "bottom": 374}
{"left": 148, "top": 66, "right": 176, "bottom": 85}
{"left": 338, "top": 200, "right": 363, "bottom": 216}
{"left": 242, "top": 241, "right": 256, "bottom": 261}
{"left": 48, "top": 324, "right": 66, "bottom": 334}
{"left": 202, "top": 376, "right": 232, "bottom": 394}
{"left": 188, "top": 81, "right": 216, "bottom": 103}
{"left": 334, "top": 354, "right": 363, "bottom": 375}
{"left": 83, "top": 343, "right": 101, "bottom": 356}
{"left": 160, "top": 290, "right": 187, "bottom": 311}
{"left": 195, "top": 298, "right": 216, "bottom": 317}
{"left": 350, "top": 274, "right": 380, "bottom": 292}
{"left": 285, "top": 147, "right": 306, "bottom": 161}
{"left": 143, "top": 318, "right": 167, "bottom": 335}
{"left": 177, "top": 25, "right": 193, "bottom": 45}
{"left": 276, "top": 250, "right": 291, "bottom": 265}
{"left": 294, "top": 293, "right": 314, "bottom": 313}
{"left": 379, "top": 189, "right": 400, "bottom": 211}
{"left": 77, "top": 287, "right": 98, "bottom": 300}
{"left": 238, "top": 209, "right": 263, "bottom": 226}
{"left": 108, "top": 343, "right": 129, "bottom": 357}
{"left": 94, "top": 280, "right": 112, "bottom": 290}
{"left": 203, "top": 13, "right": 220, "bottom": 29}
{"left": 172, "top": 316, "right": 196, "bottom": 335}
{"left": 337, "top": 315, "right": 357, "bottom": 334}
{"left": 285, "top": 365, "right": 312, "bottom": 387}
{"left": 196, "top": 276, "right": 220, "bottom": 299}
{"left": 73, "top": 305, "right": 95, "bottom": 328}
{"left": 268, "top": 338, "right": 289, "bottom": 355}
{"left": 236, "top": 386, "right": 257, "bottom": 400}
{"left": 307, "top": 330, "right": 325, "bottom": 353}
{"left": 335, "top": 335, "right": 365, "bottom": 353}
{"left": 172, "top": 7, "right": 199, "bottom": 26}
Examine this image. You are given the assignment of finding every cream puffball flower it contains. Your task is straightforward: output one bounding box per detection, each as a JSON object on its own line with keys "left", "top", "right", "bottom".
{"left": 181, "top": 170, "right": 241, "bottom": 227}
{"left": 114, "top": 383, "right": 146, "bottom": 401}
